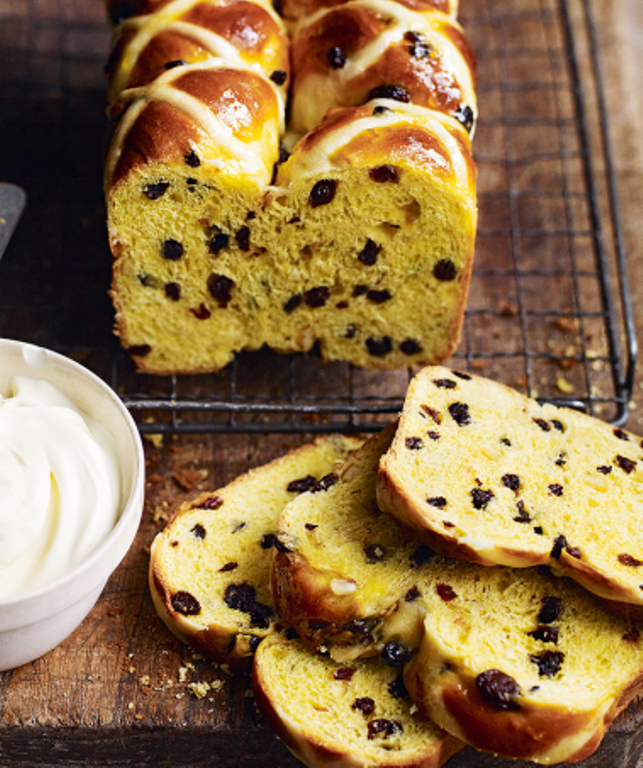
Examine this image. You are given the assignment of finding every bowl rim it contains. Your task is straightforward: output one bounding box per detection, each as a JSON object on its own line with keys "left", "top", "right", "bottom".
{"left": 0, "top": 337, "right": 145, "bottom": 619}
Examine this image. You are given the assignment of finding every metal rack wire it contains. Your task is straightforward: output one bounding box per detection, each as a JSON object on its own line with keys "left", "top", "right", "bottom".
{"left": 0, "top": 0, "right": 636, "bottom": 433}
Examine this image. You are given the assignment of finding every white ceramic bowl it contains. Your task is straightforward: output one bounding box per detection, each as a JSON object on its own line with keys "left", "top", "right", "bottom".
{"left": 0, "top": 338, "right": 145, "bottom": 670}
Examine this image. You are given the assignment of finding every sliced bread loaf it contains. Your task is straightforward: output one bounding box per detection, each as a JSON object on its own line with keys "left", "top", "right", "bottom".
{"left": 149, "top": 433, "right": 363, "bottom": 666}
{"left": 377, "top": 365, "right": 643, "bottom": 613}
{"left": 252, "top": 629, "right": 462, "bottom": 768}
{"left": 272, "top": 423, "right": 643, "bottom": 764}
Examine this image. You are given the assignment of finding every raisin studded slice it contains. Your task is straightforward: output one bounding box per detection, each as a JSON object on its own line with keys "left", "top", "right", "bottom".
{"left": 365, "top": 336, "right": 392, "bottom": 357}
{"left": 287, "top": 475, "right": 317, "bottom": 493}
{"left": 528, "top": 625, "right": 559, "bottom": 643}
{"left": 449, "top": 402, "right": 471, "bottom": 425}
{"left": 427, "top": 430, "right": 440, "bottom": 440}
{"left": 614, "top": 428, "right": 630, "bottom": 441}
{"left": 218, "top": 562, "right": 238, "bottom": 573}
{"left": 369, "top": 165, "right": 400, "bottom": 183}
{"left": 191, "top": 523, "right": 206, "bottom": 539}
{"left": 533, "top": 418, "right": 551, "bottom": 432}
{"left": 327, "top": 46, "right": 346, "bottom": 69}
{"left": 405, "top": 436, "right": 423, "bottom": 450}
{"left": 427, "top": 496, "right": 447, "bottom": 508}
{"left": 352, "top": 697, "right": 375, "bottom": 715}
{"left": 305, "top": 523, "right": 318, "bottom": 531}
{"left": 309, "top": 179, "right": 337, "bottom": 207}
{"left": 367, "top": 719, "right": 403, "bottom": 740}
{"left": 381, "top": 642, "right": 411, "bottom": 667}
{"left": 551, "top": 419, "right": 565, "bottom": 432}
{"left": 538, "top": 596, "right": 562, "bottom": 624}
{"left": 162, "top": 239, "right": 183, "bottom": 260}
{"left": 143, "top": 181, "right": 169, "bottom": 200}
{"left": 270, "top": 69, "right": 287, "bottom": 85}
{"left": 207, "top": 274, "right": 234, "bottom": 307}
{"left": 548, "top": 483, "right": 564, "bottom": 497}
{"left": 171, "top": 590, "right": 201, "bottom": 616}
{"left": 476, "top": 670, "right": 521, "bottom": 710}
{"left": 597, "top": 465, "right": 612, "bottom": 475}
{"left": 358, "top": 239, "right": 381, "bottom": 265}
{"left": 184, "top": 150, "right": 200, "bottom": 167}
{"left": 433, "top": 259, "right": 457, "bottom": 281}
{"left": 368, "top": 84, "right": 411, "bottom": 103}
{"left": 530, "top": 650, "right": 564, "bottom": 677}
{"left": 471, "top": 487, "right": 494, "bottom": 510}
{"left": 164, "top": 59, "right": 187, "bottom": 70}
{"left": 344, "top": 324, "right": 357, "bottom": 339}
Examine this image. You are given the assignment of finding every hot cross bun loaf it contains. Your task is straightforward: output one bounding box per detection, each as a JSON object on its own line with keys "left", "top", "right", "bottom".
{"left": 252, "top": 630, "right": 463, "bottom": 768}
{"left": 149, "top": 433, "right": 362, "bottom": 666}
{"left": 271, "top": 423, "right": 643, "bottom": 764}
{"left": 104, "top": 0, "right": 477, "bottom": 375}
{"left": 376, "top": 365, "right": 643, "bottom": 614}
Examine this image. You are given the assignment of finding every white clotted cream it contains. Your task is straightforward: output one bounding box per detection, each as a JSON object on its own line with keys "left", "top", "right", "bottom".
{"left": 0, "top": 376, "right": 122, "bottom": 597}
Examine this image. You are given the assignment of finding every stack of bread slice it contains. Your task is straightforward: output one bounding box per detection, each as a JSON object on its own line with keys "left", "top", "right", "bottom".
{"left": 150, "top": 366, "right": 643, "bottom": 767}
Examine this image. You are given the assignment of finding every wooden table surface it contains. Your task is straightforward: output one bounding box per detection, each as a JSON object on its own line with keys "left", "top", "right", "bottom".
{"left": 1, "top": 0, "right": 643, "bottom": 766}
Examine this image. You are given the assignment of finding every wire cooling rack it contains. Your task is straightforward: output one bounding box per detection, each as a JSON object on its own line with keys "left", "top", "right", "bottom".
{"left": 0, "top": 0, "right": 636, "bottom": 434}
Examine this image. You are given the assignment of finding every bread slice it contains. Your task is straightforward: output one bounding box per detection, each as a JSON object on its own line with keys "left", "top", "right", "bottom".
{"left": 272, "top": 423, "right": 643, "bottom": 763}
{"left": 252, "top": 629, "right": 462, "bottom": 768}
{"left": 377, "top": 365, "right": 643, "bottom": 613}
{"left": 404, "top": 562, "right": 643, "bottom": 764}
{"left": 272, "top": 423, "right": 443, "bottom": 658}
{"left": 149, "top": 434, "right": 363, "bottom": 666}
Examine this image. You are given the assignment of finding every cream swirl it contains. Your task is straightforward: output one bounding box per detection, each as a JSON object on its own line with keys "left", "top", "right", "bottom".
{"left": 0, "top": 377, "right": 122, "bottom": 597}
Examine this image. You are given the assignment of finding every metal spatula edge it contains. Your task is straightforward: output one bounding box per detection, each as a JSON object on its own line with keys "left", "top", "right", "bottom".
{"left": 0, "top": 183, "right": 27, "bottom": 262}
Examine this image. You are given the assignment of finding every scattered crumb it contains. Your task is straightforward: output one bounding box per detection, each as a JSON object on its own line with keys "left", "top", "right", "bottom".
{"left": 556, "top": 377, "right": 574, "bottom": 394}
{"left": 144, "top": 433, "right": 164, "bottom": 449}
{"left": 107, "top": 606, "right": 124, "bottom": 617}
{"left": 552, "top": 317, "right": 578, "bottom": 334}
{"left": 147, "top": 473, "right": 164, "bottom": 484}
{"left": 187, "top": 681, "right": 211, "bottom": 699}
{"left": 173, "top": 468, "right": 208, "bottom": 492}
